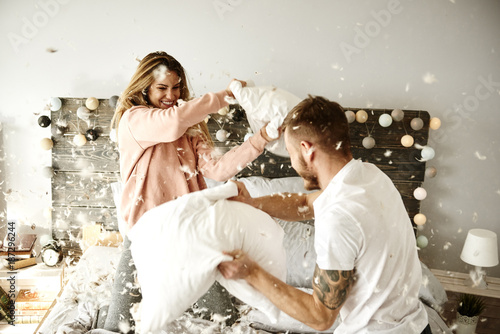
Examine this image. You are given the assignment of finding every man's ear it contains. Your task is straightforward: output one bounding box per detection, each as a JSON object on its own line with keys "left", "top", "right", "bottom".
{"left": 300, "top": 140, "right": 315, "bottom": 163}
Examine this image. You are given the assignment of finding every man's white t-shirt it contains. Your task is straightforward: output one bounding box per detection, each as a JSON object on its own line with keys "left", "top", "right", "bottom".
{"left": 313, "top": 159, "right": 428, "bottom": 334}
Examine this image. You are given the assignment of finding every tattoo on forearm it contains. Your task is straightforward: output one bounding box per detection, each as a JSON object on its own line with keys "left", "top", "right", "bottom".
{"left": 312, "top": 265, "right": 355, "bottom": 310}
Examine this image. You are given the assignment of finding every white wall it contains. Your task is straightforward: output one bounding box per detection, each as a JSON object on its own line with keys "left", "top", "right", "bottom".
{"left": 1, "top": 0, "right": 499, "bottom": 277}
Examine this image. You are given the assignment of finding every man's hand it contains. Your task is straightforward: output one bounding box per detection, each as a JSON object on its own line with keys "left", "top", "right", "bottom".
{"left": 218, "top": 251, "right": 343, "bottom": 331}
{"left": 218, "top": 250, "right": 257, "bottom": 280}
{"left": 228, "top": 181, "right": 255, "bottom": 207}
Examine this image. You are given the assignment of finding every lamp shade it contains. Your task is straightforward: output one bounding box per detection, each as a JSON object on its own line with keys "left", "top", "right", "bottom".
{"left": 460, "top": 229, "right": 499, "bottom": 267}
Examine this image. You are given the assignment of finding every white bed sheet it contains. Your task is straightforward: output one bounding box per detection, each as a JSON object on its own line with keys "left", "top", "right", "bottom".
{"left": 38, "top": 245, "right": 453, "bottom": 334}
{"left": 38, "top": 246, "right": 122, "bottom": 334}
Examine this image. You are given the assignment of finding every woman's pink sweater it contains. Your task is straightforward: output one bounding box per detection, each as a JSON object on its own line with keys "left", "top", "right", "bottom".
{"left": 118, "top": 90, "right": 268, "bottom": 230}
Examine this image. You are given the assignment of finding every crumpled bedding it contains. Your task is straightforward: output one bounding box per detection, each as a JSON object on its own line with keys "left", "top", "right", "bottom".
{"left": 38, "top": 246, "right": 122, "bottom": 334}
{"left": 56, "top": 302, "right": 263, "bottom": 334}
{"left": 39, "top": 244, "right": 453, "bottom": 334}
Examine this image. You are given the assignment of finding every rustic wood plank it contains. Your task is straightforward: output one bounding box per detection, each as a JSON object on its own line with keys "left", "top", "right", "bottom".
{"left": 52, "top": 206, "right": 118, "bottom": 236}
{"left": 52, "top": 171, "right": 119, "bottom": 207}
{"left": 52, "top": 135, "right": 120, "bottom": 172}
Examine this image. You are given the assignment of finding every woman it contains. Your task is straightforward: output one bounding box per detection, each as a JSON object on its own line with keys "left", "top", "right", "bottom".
{"left": 104, "top": 51, "right": 274, "bottom": 332}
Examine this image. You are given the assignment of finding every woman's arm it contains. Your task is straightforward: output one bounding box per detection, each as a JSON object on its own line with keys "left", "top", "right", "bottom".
{"left": 196, "top": 126, "right": 273, "bottom": 182}
{"left": 124, "top": 90, "right": 229, "bottom": 148}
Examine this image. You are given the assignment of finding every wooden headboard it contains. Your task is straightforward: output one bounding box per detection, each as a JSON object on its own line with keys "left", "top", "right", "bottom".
{"left": 51, "top": 98, "right": 429, "bottom": 256}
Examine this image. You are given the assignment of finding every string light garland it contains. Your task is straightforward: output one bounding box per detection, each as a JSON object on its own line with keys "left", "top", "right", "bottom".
{"left": 350, "top": 107, "right": 441, "bottom": 249}
{"left": 37, "top": 98, "right": 441, "bottom": 252}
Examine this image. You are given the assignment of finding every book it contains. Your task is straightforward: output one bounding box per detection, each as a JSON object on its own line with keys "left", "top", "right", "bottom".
{"left": 13, "top": 314, "right": 44, "bottom": 324}
{"left": 2, "top": 255, "right": 37, "bottom": 270}
{"left": 0, "top": 286, "right": 14, "bottom": 323}
{"left": 15, "top": 289, "right": 57, "bottom": 311}
{"left": 1, "top": 234, "right": 37, "bottom": 252}
{"left": 0, "top": 234, "right": 37, "bottom": 258}
{"left": 15, "top": 309, "right": 48, "bottom": 316}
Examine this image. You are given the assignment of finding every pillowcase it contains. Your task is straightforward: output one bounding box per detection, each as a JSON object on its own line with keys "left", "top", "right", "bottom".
{"left": 229, "top": 80, "right": 302, "bottom": 157}
{"left": 237, "top": 176, "right": 311, "bottom": 197}
{"left": 275, "top": 219, "right": 317, "bottom": 288}
{"left": 128, "top": 182, "right": 287, "bottom": 333}
{"left": 419, "top": 262, "right": 448, "bottom": 309}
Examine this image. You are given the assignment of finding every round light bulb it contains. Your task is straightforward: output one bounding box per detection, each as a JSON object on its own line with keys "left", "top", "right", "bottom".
{"left": 421, "top": 146, "right": 435, "bottom": 161}
{"left": 218, "top": 106, "right": 229, "bottom": 116}
{"left": 401, "top": 134, "right": 414, "bottom": 147}
{"left": 73, "top": 134, "right": 87, "bottom": 146}
{"left": 216, "top": 129, "right": 229, "bottom": 142}
{"left": 425, "top": 166, "right": 437, "bottom": 178}
{"left": 49, "top": 97, "right": 62, "bottom": 111}
{"left": 85, "top": 97, "right": 99, "bottom": 110}
{"left": 416, "top": 235, "right": 429, "bottom": 248}
{"left": 362, "top": 136, "right": 376, "bottom": 149}
{"left": 38, "top": 115, "right": 51, "bottom": 128}
{"left": 410, "top": 117, "right": 424, "bottom": 131}
{"left": 378, "top": 114, "right": 393, "bottom": 127}
{"left": 41, "top": 166, "right": 55, "bottom": 178}
{"left": 109, "top": 95, "right": 119, "bottom": 108}
{"left": 391, "top": 108, "right": 404, "bottom": 122}
{"left": 345, "top": 110, "right": 356, "bottom": 123}
{"left": 414, "top": 213, "right": 427, "bottom": 226}
{"left": 356, "top": 109, "right": 368, "bottom": 123}
{"left": 40, "top": 138, "right": 53, "bottom": 150}
{"left": 429, "top": 117, "right": 441, "bottom": 130}
{"left": 77, "top": 106, "right": 92, "bottom": 121}
{"left": 413, "top": 187, "right": 427, "bottom": 200}
{"left": 85, "top": 129, "right": 99, "bottom": 141}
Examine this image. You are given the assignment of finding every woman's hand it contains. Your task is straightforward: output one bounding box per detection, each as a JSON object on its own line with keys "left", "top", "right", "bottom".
{"left": 259, "top": 124, "right": 282, "bottom": 142}
{"left": 226, "top": 79, "right": 247, "bottom": 98}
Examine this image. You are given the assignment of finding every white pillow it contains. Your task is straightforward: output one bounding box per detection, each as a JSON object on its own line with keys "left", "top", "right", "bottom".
{"left": 237, "top": 176, "right": 311, "bottom": 197}
{"left": 128, "top": 182, "right": 287, "bottom": 333}
{"left": 229, "top": 81, "right": 302, "bottom": 157}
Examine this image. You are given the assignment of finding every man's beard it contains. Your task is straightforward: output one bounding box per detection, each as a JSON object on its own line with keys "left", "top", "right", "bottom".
{"left": 296, "top": 155, "right": 320, "bottom": 191}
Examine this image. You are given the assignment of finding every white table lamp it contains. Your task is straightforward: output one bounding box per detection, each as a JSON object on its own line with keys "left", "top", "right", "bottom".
{"left": 460, "top": 228, "right": 499, "bottom": 289}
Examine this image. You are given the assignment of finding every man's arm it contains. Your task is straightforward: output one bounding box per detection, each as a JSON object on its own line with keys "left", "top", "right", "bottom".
{"left": 229, "top": 181, "right": 322, "bottom": 221}
{"left": 218, "top": 251, "right": 354, "bottom": 331}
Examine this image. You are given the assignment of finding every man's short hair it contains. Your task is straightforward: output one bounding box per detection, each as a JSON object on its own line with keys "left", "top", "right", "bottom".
{"left": 282, "top": 95, "right": 351, "bottom": 157}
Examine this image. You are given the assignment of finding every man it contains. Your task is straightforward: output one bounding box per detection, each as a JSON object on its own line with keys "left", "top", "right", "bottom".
{"left": 218, "top": 96, "right": 431, "bottom": 333}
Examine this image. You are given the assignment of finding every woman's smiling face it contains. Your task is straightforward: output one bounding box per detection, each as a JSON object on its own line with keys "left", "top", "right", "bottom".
{"left": 147, "top": 70, "right": 181, "bottom": 109}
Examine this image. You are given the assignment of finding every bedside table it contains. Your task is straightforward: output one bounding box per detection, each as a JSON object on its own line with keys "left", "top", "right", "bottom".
{"left": 0, "top": 262, "right": 63, "bottom": 330}
{"left": 430, "top": 269, "right": 500, "bottom": 298}
{"left": 431, "top": 269, "right": 500, "bottom": 334}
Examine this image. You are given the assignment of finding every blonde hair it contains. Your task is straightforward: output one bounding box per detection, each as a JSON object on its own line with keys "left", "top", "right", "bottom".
{"left": 111, "top": 51, "right": 212, "bottom": 147}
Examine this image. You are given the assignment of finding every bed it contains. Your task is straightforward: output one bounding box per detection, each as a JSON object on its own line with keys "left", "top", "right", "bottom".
{"left": 36, "top": 96, "right": 452, "bottom": 333}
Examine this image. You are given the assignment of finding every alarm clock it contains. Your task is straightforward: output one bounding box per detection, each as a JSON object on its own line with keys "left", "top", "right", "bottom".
{"left": 41, "top": 240, "right": 63, "bottom": 267}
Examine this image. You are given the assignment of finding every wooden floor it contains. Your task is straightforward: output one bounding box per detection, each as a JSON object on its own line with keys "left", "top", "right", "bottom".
{"left": 441, "top": 291, "right": 500, "bottom": 334}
